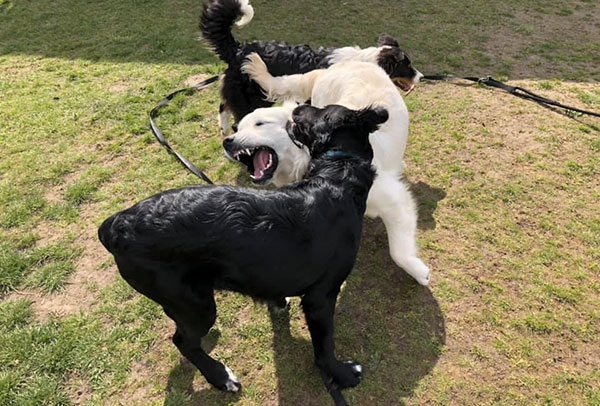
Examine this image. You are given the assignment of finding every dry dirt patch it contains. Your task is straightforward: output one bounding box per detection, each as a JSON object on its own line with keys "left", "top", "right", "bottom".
{"left": 482, "top": 5, "right": 600, "bottom": 79}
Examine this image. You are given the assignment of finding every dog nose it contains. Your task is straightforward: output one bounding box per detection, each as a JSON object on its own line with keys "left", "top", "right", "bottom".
{"left": 223, "top": 137, "right": 234, "bottom": 145}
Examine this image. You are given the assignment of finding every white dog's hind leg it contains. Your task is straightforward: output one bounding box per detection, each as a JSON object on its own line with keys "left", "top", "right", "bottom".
{"left": 366, "top": 173, "right": 430, "bottom": 286}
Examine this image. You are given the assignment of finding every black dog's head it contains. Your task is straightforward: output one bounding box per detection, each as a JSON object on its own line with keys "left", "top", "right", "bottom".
{"left": 376, "top": 34, "right": 422, "bottom": 93}
{"left": 287, "top": 104, "right": 388, "bottom": 160}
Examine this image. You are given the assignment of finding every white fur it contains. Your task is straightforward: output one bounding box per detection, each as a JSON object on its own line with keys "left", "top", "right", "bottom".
{"left": 224, "top": 366, "right": 241, "bottom": 392}
{"left": 326, "top": 46, "right": 384, "bottom": 65}
{"left": 226, "top": 102, "right": 311, "bottom": 186}
{"left": 235, "top": 0, "right": 254, "bottom": 27}
{"left": 327, "top": 46, "right": 425, "bottom": 87}
{"left": 235, "top": 56, "right": 430, "bottom": 285}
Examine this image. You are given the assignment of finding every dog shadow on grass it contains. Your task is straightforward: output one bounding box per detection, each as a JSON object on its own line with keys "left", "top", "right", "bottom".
{"left": 162, "top": 208, "right": 446, "bottom": 405}
{"left": 410, "top": 180, "right": 447, "bottom": 231}
{"left": 265, "top": 218, "right": 446, "bottom": 406}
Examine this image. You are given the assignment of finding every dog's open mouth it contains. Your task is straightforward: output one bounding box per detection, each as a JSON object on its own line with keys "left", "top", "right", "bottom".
{"left": 233, "top": 147, "right": 279, "bottom": 184}
{"left": 393, "top": 78, "right": 415, "bottom": 95}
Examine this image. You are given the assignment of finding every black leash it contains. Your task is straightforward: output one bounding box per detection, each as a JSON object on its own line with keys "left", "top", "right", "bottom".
{"left": 150, "top": 74, "right": 598, "bottom": 184}
{"left": 149, "top": 75, "right": 220, "bottom": 184}
{"left": 422, "top": 75, "right": 600, "bottom": 118}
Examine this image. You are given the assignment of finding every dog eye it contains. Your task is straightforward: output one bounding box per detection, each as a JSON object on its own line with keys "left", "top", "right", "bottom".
{"left": 255, "top": 121, "right": 266, "bottom": 127}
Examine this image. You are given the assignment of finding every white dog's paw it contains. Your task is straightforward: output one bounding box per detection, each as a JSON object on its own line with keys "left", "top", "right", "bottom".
{"left": 241, "top": 52, "right": 267, "bottom": 79}
{"left": 403, "top": 257, "right": 431, "bottom": 286}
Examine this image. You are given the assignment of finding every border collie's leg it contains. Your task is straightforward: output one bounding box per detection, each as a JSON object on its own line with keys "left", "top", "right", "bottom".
{"left": 301, "top": 289, "right": 362, "bottom": 391}
{"left": 267, "top": 297, "right": 290, "bottom": 315}
{"left": 366, "top": 174, "right": 430, "bottom": 286}
{"left": 166, "top": 289, "right": 242, "bottom": 393}
{"left": 219, "top": 103, "right": 232, "bottom": 136}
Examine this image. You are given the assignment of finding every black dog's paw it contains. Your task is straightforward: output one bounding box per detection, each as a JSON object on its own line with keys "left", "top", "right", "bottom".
{"left": 213, "top": 366, "right": 242, "bottom": 393}
{"left": 322, "top": 360, "right": 363, "bottom": 390}
{"left": 343, "top": 360, "right": 363, "bottom": 379}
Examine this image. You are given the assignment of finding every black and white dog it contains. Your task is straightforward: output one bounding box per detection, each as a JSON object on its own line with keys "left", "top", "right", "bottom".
{"left": 201, "top": 0, "right": 422, "bottom": 134}
{"left": 98, "top": 104, "right": 388, "bottom": 403}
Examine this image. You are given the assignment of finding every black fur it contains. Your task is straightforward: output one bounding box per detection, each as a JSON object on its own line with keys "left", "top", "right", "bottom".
{"left": 98, "top": 104, "right": 388, "bottom": 400}
{"left": 200, "top": 0, "right": 417, "bottom": 128}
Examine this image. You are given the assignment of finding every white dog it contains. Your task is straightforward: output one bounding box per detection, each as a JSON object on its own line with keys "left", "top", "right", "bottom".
{"left": 222, "top": 54, "right": 430, "bottom": 285}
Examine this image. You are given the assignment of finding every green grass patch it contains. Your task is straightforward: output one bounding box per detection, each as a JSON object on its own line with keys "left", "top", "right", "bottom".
{"left": 0, "top": 241, "right": 81, "bottom": 295}
{"left": 25, "top": 262, "right": 76, "bottom": 294}
{"left": 0, "top": 299, "right": 32, "bottom": 330}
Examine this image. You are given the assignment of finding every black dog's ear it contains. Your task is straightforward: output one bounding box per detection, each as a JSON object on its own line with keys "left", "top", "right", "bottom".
{"left": 378, "top": 34, "right": 399, "bottom": 48}
{"left": 355, "top": 107, "right": 389, "bottom": 134}
{"left": 288, "top": 105, "right": 330, "bottom": 152}
{"left": 322, "top": 105, "right": 388, "bottom": 135}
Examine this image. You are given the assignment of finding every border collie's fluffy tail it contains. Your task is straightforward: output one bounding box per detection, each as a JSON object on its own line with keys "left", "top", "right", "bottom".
{"left": 201, "top": 0, "right": 254, "bottom": 64}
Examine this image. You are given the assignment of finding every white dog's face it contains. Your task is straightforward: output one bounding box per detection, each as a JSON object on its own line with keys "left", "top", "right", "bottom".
{"left": 222, "top": 103, "right": 310, "bottom": 186}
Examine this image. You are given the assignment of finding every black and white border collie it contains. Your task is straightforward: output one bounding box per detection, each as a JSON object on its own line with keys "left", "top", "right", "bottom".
{"left": 98, "top": 104, "right": 388, "bottom": 404}
{"left": 201, "top": 0, "right": 422, "bottom": 135}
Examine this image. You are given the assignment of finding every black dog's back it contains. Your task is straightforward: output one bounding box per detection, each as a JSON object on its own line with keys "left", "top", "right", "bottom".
{"left": 98, "top": 183, "right": 363, "bottom": 299}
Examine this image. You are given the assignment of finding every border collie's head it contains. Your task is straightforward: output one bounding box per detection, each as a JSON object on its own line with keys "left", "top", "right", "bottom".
{"left": 376, "top": 34, "right": 423, "bottom": 93}
{"left": 288, "top": 104, "right": 388, "bottom": 160}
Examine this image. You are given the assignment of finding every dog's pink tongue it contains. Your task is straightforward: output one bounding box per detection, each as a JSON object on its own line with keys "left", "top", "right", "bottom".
{"left": 253, "top": 149, "right": 270, "bottom": 177}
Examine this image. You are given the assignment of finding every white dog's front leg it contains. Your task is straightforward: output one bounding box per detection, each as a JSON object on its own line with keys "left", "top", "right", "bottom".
{"left": 366, "top": 173, "right": 430, "bottom": 286}
{"left": 241, "top": 53, "right": 321, "bottom": 103}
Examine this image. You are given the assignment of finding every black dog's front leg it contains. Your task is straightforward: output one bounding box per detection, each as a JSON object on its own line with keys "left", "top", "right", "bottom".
{"left": 301, "top": 289, "right": 363, "bottom": 399}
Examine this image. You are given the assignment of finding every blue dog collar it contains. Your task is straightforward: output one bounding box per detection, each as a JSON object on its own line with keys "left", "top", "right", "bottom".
{"left": 324, "top": 150, "right": 360, "bottom": 159}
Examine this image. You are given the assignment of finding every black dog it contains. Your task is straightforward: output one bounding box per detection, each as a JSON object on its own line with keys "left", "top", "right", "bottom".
{"left": 200, "top": 0, "right": 420, "bottom": 134}
{"left": 98, "top": 104, "right": 388, "bottom": 403}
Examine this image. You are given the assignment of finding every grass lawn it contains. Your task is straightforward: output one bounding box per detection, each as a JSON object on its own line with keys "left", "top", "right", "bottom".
{"left": 1, "top": 0, "right": 599, "bottom": 405}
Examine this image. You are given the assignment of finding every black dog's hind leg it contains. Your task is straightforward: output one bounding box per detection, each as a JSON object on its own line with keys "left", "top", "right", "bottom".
{"left": 165, "top": 288, "right": 242, "bottom": 393}
{"left": 301, "top": 289, "right": 363, "bottom": 393}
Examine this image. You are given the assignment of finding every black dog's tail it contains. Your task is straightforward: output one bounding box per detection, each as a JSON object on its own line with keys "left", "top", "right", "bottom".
{"left": 98, "top": 214, "right": 118, "bottom": 254}
{"left": 200, "top": 0, "right": 254, "bottom": 65}
{"left": 98, "top": 211, "right": 133, "bottom": 255}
